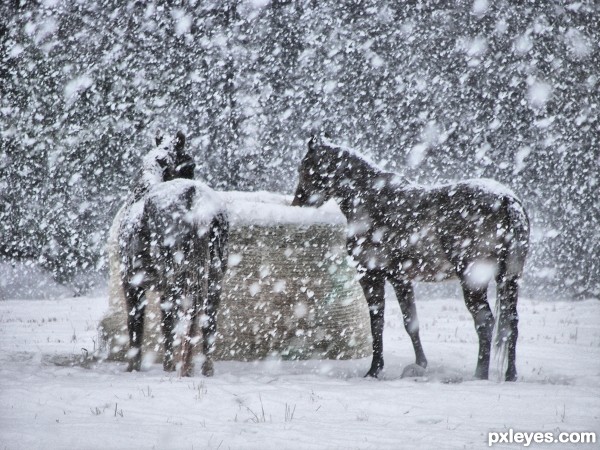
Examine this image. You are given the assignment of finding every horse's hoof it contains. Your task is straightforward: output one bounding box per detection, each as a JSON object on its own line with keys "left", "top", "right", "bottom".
{"left": 474, "top": 371, "right": 489, "bottom": 380}
{"left": 179, "top": 365, "right": 194, "bottom": 377}
{"left": 126, "top": 348, "right": 141, "bottom": 372}
{"left": 505, "top": 370, "right": 517, "bottom": 382}
{"left": 126, "top": 362, "right": 140, "bottom": 372}
{"left": 364, "top": 363, "right": 383, "bottom": 378}
{"left": 401, "top": 363, "right": 427, "bottom": 378}
{"left": 201, "top": 360, "right": 214, "bottom": 377}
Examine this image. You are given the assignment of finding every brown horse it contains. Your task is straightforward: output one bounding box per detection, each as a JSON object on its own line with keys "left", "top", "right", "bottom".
{"left": 292, "top": 137, "right": 529, "bottom": 381}
{"left": 119, "top": 132, "right": 228, "bottom": 376}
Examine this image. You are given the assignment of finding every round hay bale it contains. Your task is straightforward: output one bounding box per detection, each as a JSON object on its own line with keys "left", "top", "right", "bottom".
{"left": 99, "top": 192, "right": 372, "bottom": 363}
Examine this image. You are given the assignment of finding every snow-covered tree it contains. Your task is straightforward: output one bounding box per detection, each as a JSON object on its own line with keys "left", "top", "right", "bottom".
{"left": 1, "top": 0, "right": 598, "bottom": 297}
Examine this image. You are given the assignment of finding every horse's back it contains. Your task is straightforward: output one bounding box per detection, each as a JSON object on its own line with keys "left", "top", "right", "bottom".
{"left": 119, "top": 179, "right": 227, "bottom": 290}
{"left": 145, "top": 179, "right": 227, "bottom": 259}
{"left": 431, "top": 178, "right": 529, "bottom": 278}
{"left": 373, "top": 177, "right": 529, "bottom": 281}
{"left": 146, "top": 179, "right": 225, "bottom": 226}
{"left": 439, "top": 179, "right": 529, "bottom": 241}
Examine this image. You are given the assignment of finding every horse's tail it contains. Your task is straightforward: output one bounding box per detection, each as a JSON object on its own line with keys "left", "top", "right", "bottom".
{"left": 184, "top": 210, "right": 228, "bottom": 323}
{"left": 493, "top": 196, "right": 530, "bottom": 368}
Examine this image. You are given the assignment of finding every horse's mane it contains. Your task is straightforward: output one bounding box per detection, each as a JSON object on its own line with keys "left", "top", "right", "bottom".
{"left": 129, "top": 133, "right": 187, "bottom": 204}
{"left": 321, "top": 138, "right": 380, "bottom": 166}
{"left": 318, "top": 139, "right": 388, "bottom": 181}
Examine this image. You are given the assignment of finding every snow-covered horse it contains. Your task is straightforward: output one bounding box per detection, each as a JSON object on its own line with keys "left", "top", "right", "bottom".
{"left": 119, "top": 132, "right": 228, "bottom": 376}
{"left": 292, "top": 137, "right": 529, "bottom": 381}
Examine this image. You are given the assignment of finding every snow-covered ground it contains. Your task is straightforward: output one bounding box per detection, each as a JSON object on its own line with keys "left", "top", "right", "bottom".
{"left": 1, "top": 290, "right": 598, "bottom": 449}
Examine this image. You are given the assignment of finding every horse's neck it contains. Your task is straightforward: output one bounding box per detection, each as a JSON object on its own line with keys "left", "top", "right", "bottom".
{"left": 334, "top": 160, "right": 384, "bottom": 219}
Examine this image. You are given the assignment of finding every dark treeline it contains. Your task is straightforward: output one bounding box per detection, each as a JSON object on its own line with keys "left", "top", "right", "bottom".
{"left": 1, "top": 0, "right": 598, "bottom": 297}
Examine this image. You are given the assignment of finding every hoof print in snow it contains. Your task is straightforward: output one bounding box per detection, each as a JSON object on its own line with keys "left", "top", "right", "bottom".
{"left": 401, "top": 363, "right": 427, "bottom": 379}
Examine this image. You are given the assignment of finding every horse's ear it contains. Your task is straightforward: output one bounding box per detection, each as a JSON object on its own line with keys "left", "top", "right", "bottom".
{"left": 175, "top": 131, "right": 186, "bottom": 154}
{"left": 155, "top": 131, "right": 164, "bottom": 147}
{"left": 308, "top": 135, "right": 317, "bottom": 152}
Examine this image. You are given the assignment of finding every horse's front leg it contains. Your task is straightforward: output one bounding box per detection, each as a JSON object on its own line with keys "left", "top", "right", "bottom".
{"left": 125, "top": 285, "right": 146, "bottom": 372}
{"left": 359, "top": 271, "right": 386, "bottom": 378}
{"left": 200, "top": 267, "right": 222, "bottom": 377}
{"left": 389, "top": 278, "right": 427, "bottom": 368}
{"left": 160, "top": 289, "right": 178, "bottom": 372}
{"left": 179, "top": 297, "right": 198, "bottom": 377}
{"left": 461, "top": 281, "right": 494, "bottom": 380}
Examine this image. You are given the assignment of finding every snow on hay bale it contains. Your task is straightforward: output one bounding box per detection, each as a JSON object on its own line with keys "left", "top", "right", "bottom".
{"left": 100, "top": 191, "right": 372, "bottom": 363}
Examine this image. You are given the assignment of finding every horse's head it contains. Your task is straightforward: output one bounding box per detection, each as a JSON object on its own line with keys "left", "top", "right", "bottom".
{"left": 292, "top": 136, "right": 345, "bottom": 207}
{"left": 154, "top": 131, "right": 196, "bottom": 182}
{"left": 171, "top": 131, "right": 196, "bottom": 180}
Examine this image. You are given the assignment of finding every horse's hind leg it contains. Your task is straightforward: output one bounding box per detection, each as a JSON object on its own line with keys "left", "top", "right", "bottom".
{"left": 125, "top": 285, "right": 146, "bottom": 372}
{"left": 389, "top": 279, "right": 427, "bottom": 368}
{"left": 497, "top": 277, "right": 520, "bottom": 381}
{"left": 179, "top": 289, "right": 218, "bottom": 377}
{"left": 160, "top": 289, "right": 178, "bottom": 372}
{"left": 200, "top": 303, "right": 217, "bottom": 377}
{"left": 359, "top": 271, "right": 386, "bottom": 378}
{"left": 200, "top": 265, "right": 223, "bottom": 377}
{"left": 460, "top": 281, "right": 494, "bottom": 380}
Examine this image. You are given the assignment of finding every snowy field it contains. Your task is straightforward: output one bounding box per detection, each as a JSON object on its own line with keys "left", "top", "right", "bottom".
{"left": 1, "top": 289, "right": 598, "bottom": 449}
